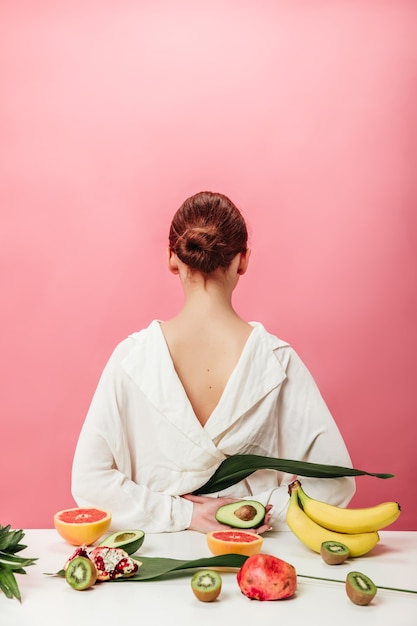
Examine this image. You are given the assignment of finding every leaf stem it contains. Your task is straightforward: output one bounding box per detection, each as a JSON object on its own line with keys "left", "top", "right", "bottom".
{"left": 298, "top": 574, "right": 417, "bottom": 595}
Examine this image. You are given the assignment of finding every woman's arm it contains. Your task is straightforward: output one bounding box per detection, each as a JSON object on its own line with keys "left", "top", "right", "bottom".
{"left": 71, "top": 424, "right": 194, "bottom": 533}
{"left": 71, "top": 340, "right": 196, "bottom": 533}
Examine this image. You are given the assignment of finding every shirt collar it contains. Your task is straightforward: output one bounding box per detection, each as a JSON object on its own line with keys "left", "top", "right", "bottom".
{"left": 121, "top": 320, "right": 287, "bottom": 438}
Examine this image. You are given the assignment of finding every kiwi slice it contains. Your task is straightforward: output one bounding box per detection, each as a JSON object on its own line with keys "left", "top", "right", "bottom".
{"left": 346, "top": 571, "right": 377, "bottom": 605}
{"left": 320, "top": 541, "right": 350, "bottom": 565}
{"left": 65, "top": 556, "right": 97, "bottom": 591}
{"left": 191, "top": 570, "right": 222, "bottom": 602}
{"left": 99, "top": 530, "right": 145, "bottom": 555}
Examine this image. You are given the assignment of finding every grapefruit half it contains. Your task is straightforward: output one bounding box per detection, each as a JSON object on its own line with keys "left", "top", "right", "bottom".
{"left": 54, "top": 507, "right": 112, "bottom": 546}
{"left": 206, "top": 530, "right": 263, "bottom": 556}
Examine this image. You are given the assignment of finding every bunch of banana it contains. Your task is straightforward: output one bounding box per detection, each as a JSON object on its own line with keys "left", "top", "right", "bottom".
{"left": 286, "top": 480, "right": 400, "bottom": 557}
{"left": 0, "top": 524, "right": 37, "bottom": 602}
{"left": 297, "top": 481, "right": 401, "bottom": 533}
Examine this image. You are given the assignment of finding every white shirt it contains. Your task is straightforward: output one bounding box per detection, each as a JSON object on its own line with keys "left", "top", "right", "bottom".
{"left": 72, "top": 320, "right": 355, "bottom": 532}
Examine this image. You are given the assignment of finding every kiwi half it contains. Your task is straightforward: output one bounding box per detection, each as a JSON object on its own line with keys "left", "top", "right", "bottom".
{"left": 320, "top": 541, "right": 350, "bottom": 565}
{"left": 191, "top": 570, "right": 222, "bottom": 602}
{"left": 346, "top": 571, "right": 377, "bottom": 605}
{"left": 65, "top": 556, "right": 97, "bottom": 591}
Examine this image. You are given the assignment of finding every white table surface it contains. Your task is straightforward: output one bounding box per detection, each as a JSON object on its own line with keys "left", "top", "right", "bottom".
{"left": 3, "top": 529, "right": 416, "bottom": 625}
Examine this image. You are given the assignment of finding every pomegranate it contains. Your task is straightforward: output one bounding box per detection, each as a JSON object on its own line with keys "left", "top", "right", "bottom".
{"left": 237, "top": 553, "right": 297, "bottom": 601}
{"left": 64, "top": 545, "right": 139, "bottom": 581}
{"left": 89, "top": 546, "right": 138, "bottom": 581}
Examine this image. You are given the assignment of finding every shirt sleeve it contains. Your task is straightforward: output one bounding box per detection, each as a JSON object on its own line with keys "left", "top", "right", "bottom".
{"left": 234, "top": 345, "right": 356, "bottom": 529}
{"left": 71, "top": 340, "right": 194, "bottom": 533}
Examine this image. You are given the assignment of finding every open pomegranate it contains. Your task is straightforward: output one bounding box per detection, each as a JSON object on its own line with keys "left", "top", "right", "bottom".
{"left": 64, "top": 545, "right": 139, "bottom": 581}
{"left": 237, "top": 553, "right": 297, "bottom": 601}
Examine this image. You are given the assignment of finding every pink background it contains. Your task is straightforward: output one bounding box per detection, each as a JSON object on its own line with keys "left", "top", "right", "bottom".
{"left": 1, "top": 1, "right": 416, "bottom": 530}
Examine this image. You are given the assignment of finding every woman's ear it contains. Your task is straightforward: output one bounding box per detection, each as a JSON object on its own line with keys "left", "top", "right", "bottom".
{"left": 237, "top": 248, "right": 251, "bottom": 275}
{"left": 166, "top": 248, "right": 180, "bottom": 275}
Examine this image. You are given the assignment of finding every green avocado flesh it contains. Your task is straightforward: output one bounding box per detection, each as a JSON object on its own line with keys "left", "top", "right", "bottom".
{"left": 99, "top": 530, "right": 145, "bottom": 555}
{"left": 215, "top": 500, "right": 266, "bottom": 529}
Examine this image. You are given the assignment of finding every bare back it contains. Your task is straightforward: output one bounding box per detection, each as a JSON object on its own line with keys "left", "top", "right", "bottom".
{"left": 160, "top": 319, "right": 253, "bottom": 426}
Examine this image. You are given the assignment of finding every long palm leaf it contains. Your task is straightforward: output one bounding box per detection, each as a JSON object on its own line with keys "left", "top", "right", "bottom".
{"left": 193, "top": 454, "right": 394, "bottom": 495}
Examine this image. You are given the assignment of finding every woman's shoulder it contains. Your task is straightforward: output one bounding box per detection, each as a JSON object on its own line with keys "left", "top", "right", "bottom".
{"left": 104, "top": 320, "right": 162, "bottom": 362}
{"left": 249, "top": 321, "right": 290, "bottom": 350}
{"left": 126, "top": 319, "right": 161, "bottom": 342}
{"left": 249, "top": 322, "right": 309, "bottom": 374}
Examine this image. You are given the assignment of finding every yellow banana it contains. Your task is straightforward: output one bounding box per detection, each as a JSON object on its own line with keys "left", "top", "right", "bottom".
{"left": 286, "top": 487, "right": 380, "bottom": 557}
{"left": 297, "top": 483, "right": 401, "bottom": 533}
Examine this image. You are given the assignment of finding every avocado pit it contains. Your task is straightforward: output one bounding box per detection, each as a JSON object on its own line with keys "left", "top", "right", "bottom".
{"left": 234, "top": 505, "right": 258, "bottom": 522}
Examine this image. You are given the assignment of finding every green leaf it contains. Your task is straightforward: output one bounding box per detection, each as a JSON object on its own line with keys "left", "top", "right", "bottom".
{"left": 0, "top": 526, "right": 37, "bottom": 601}
{"left": 0, "top": 529, "right": 25, "bottom": 552}
{"left": 11, "top": 544, "right": 29, "bottom": 555}
{"left": 193, "top": 454, "right": 394, "bottom": 495}
{"left": 0, "top": 566, "right": 21, "bottom": 602}
{"left": 0, "top": 551, "right": 38, "bottom": 569}
{"left": 116, "top": 554, "right": 248, "bottom": 581}
{"left": 54, "top": 554, "right": 247, "bottom": 581}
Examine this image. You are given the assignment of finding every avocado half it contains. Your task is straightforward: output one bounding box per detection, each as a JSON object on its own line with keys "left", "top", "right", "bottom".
{"left": 99, "top": 530, "right": 145, "bottom": 555}
{"left": 215, "top": 500, "right": 266, "bottom": 529}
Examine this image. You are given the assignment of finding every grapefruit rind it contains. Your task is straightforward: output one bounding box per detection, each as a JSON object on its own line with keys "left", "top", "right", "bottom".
{"left": 54, "top": 507, "right": 112, "bottom": 546}
{"left": 206, "top": 530, "right": 263, "bottom": 556}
